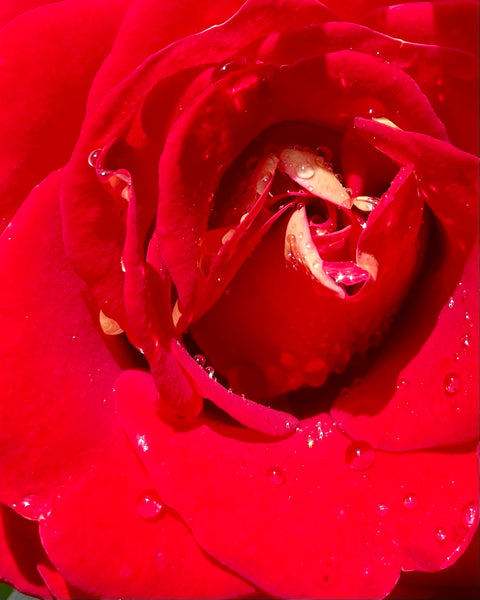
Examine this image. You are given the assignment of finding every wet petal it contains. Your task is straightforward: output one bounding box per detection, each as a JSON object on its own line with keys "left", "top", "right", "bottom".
{"left": 39, "top": 427, "right": 254, "bottom": 599}
{"left": 116, "top": 371, "right": 479, "bottom": 599}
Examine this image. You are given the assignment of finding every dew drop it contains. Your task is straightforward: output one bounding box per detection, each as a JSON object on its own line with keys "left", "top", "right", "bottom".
{"left": 443, "top": 372, "right": 461, "bottom": 395}
{"left": 136, "top": 434, "right": 149, "bottom": 453}
{"left": 434, "top": 527, "right": 447, "bottom": 543}
{"left": 376, "top": 503, "right": 390, "bottom": 517}
{"left": 462, "top": 502, "right": 479, "bottom": 528}
{"left": 396, "top": 378, "right": 408, "bottom": 390}
{"left": 461, "top": 333, "right": 471, "bottom": 348}
{"left": 448, "top": 297, "right": 455, "bottom": 308}
{"left": 295, "top": 163, "right": 315, "bottom": 179}
{"left": 136, "top": 490, "right": 164, "bottom": 520}
{"left": 403, "top": 493, "right": 419, "bottom": 510}
{"left": 194, "top": 354, "right": 206, "bottom": 367}
{"left": 87, "top": 148, "right": 102, "bottom": 168}
{"left": 266, "top": 465, "right": 286, "bottom": 485}
{"left": 345, "top": 441, "right": 375, "bottom": 470}
{"left": 205, "top": 366, "right": 216, "bottom": 379}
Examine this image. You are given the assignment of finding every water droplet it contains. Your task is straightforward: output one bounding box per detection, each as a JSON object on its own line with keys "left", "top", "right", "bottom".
{"left": 194, "top": 354, "right": 206, "bottom": 367}
{"left": 295, "top": 163, "right": 315, "bottom": 179}
{"left": 306, "top": 434, "right": 315, "bottom": 449}
{"left": 461, "top": 333, "right": 471, "bottom": 348}
{"left": 448, "top": 297, "right": 455, "bottom": 308}
{"left": 205, "top": 366, "right": 216, "bottom": 379}
{"left": 403, "top": 493, "right": 419, "bottom": 510}
{"left": 434, "top": 527, "right": 447, "bottom": 543}
{"left": 87, "top": 148, "right": 102, "bottom": 168}
{"left": 396, "top": 378, "right": 408, "bottom": 390}
{"left": 266, "top": 465, "right": 286, "bottom": 485}
{"left": 345, "top": 441, "right": 375, "bottom": 470}
{"left": 136, "top": 434, "right": 149, "bottom": 453}
{"left": 376, "top": 503, "right": 390, "bottom": 516}
{"left": 136, "top": 490, "right": 164, "bottom": 520}
{"left": 212, "top": 56, "right": 254, "bottom": 81}
{"left": 444, "top": 372, "right": 461, "bottom": 395}
{"left": 462, "top": 502, "right": 478, "bottom": 528}
{"left": 12, "top": 496, "right": 52, "bottom": 520}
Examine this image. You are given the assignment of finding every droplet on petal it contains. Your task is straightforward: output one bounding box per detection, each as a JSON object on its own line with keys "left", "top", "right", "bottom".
{"left": 136, "top": 490, "right": 164, "bottom": 520}
{"left": 443, "top": 372, "right": 461, "bottom": 395}
{"left": 295, "top": 163, "right": 315, "bottom": 180}
{"left": 462, "top": 502, "right": 479, "bottom": 528}
{"left": 136, "top": 434, "right": 149, "bottom": 453}
{"left": 345, "top": 441, "right": 375, "bottom": 470}
{"left": 266, "top": 465, "right": 286, "bottom": 485}
{"left": 434, "top": 527, "right": 447, "bottom": 543}
{"left": 194, "top": 354, "right": 206, "bottom": 367}
{"left": 87, "top": 148, "right": 102, "bottom": 168}
{"left": 376, "top": 503, "right": 390, "bottom": 517}
{"left": 403, "top": 493, "right": 419, "bottom": 510}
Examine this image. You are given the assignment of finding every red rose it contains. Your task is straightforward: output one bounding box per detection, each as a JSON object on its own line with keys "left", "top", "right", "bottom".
{"left": 0, "top": 1, "right": 478, "bottom": 599}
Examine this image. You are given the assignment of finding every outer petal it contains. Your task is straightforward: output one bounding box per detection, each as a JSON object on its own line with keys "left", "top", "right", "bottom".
{"left": 0, "top": 172, "right": 121, "bottom": 510}
{"left": 0, "top": 505, "right": 52, "bottom": 599}
{"left": 39, "top": 432, "right": 254, "bottom": 599}
{"left": 87, "top": 0, "right": 247, "bottom": 106}
{"left": 331, "top": 122, "right": 479, "bottom": 450}
{"left": 0, "top": 0, "right": 62, "bottom": 29}
{"left": 362, "top": 1, "right": 480, "bottom": 56}
{"left": 0, "top": 0, "right": 133, "bottom": 232}
{"left": 116, "top": 371, "right": 479, "bottom": 600}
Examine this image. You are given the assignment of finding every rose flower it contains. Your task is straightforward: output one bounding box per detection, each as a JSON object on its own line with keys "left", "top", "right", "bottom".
{"left": 0, "top": 0, "right": 478, "bottom": 599}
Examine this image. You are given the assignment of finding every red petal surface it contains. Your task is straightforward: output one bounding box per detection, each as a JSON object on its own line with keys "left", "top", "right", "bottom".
{"left": 256, "top": 21, "right": 478, "bottom": 154}
{"left": 116, "top": 370, "right": 479, "bottom": 599}
{"left": 0, "top": 0, "right": 63, "bottom": 29}
{"left": 0, "top": 0, "right": 133, "bottom": 233}
{"left": 331, "top": 121, "right": 479, "bottom": 450}
{"left": 39, "top": 430, "right": 254, "bottom": 600}
{"left": 362, "top": 1, "right": 480, "bottom": 56}
{"left": 87, "top": 0, "right": 247, "bottom": 106}
{"left": 0, "top": 172, "right": 120, "bottom": 508}
{"left": 0, "top": 505, "right": 52, "bottom": 599}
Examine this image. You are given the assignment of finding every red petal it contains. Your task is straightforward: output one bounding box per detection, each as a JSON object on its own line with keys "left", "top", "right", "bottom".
{"left": 116, "top": 370, "right": 479, "bottom": 599}
{"left": 0, "top": 0, "right": 133, "bottom": 233}
{"left": 0, "top": 173, "right": 122, "bottom": 508}
{"left": 0, "top": 505, "right": 52, "bottom": 599}
{"left": 331, "top": 121, "right": 479, "bottom": 450}
{"left": 362, "top": 1, "right": 480, "bottom": 56}
{"left": 39, "top": 425, "right": 254, "bottom": 599}
{"left": 87, "top": 0, "right": 248, "bottom": 106}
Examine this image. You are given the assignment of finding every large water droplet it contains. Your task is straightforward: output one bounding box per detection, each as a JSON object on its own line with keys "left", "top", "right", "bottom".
{"left": 194, "top": 354, "right": 206, "bottom": 367}
{"left": 205, "top": 366, "right": 216, "bottom": 379}
{"left": 403, "top": 493, "right": 419, "bottom": 510}
{"left": 87, "top": 148, "right": 102, "bottom": 168}
{"left": 345, "top": 441, "right": 375, "bottom": 470}
{"left": 462, "top": 502, "right": 478, "bottom": 528}
{"left": 434, "top": 527, "right": 447, "bottom": 543}
{"left": 295, "top": 163, "right": 315, "bottom": 179}
{"left": 444, "top": 372, "right": 461, "bottom": 395}
{"left": 266, "top": 465, "right": 286, "bottom": 485}
{"left": 136, "top": 490, "right": 164, "bottom": 520}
